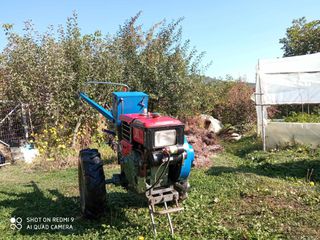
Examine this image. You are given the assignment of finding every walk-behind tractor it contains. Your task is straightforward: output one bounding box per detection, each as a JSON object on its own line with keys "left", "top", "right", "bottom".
{"left": 78, "top": 82, "right": 194, "bottom": 236}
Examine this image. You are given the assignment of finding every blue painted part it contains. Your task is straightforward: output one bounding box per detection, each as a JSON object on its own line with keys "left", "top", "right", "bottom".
{"left": 179, "top": 136, "right": 195, "bottom": 180}
{"left": 79, "top": 92, "right": 114, "bottom": 122}
{"left": 112, "top": 92, "right": 149, "bottom": 126}
{"left": 113, "top": 92, "right": 149, "bottom": 98}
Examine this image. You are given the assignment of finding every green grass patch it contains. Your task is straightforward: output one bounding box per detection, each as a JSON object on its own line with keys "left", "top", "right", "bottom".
{"left": 0, "top": 138, "right": 319, "bottom": 239}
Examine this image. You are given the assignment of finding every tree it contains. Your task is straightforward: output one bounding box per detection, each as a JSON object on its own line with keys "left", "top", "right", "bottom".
{"left": 0, "top": 13, "right": 207, "bottom": 153}
{"left": 279, "top": 17, "right": 320, "bottom": 57}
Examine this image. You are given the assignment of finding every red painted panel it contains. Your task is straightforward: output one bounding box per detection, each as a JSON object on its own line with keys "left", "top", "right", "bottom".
{"left": 133, "top": 127, "right": 144, "bottom": 144}
{"left": 121, "top": 140, "right": 132, "bottom": 156}
{"left": 119, "top": 113, "right": 183, "bottom": 128}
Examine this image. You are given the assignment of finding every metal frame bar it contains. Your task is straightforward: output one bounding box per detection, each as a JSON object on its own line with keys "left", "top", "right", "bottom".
{"left": 0, "top": 140, "right": 10, "bottom": 148}
{"left": 255, "top": 66, "right": 320, "bottom": 151}
{"left": 84, "top": 81, "right": 130, "bottom": 91}
{"left": 148, "top": 204, "right": 157, "bottom": 236}
{"left": 263, "top": 71, "right": 320, "bottom": 74}
{"left": 0, "top": 104, "right": 20, "bottom": 126}
{"left": 146, "top": 187, "right": 183, "bottom": 236}
{"left": 79, "top": 92, "right": 114, "bottom": 121}
{"left": 256, "top": 60, "right": 266, "bottom": 151}
{"left": 0, "top": 162, "right": 11, "bottom": 167}
{"left": 164, "top": 201, "right": 174, "bottom": 235}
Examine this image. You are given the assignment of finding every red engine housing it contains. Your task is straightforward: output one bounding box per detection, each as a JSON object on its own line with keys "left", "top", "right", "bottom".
{"left": 119, "top": 113, "right": 184, "bottom": 152}
{"left": 119, "top": 113, "right": 183, "bottom": 128}
{"left": 120, "top": 140, "right": 132, "bottom": 156}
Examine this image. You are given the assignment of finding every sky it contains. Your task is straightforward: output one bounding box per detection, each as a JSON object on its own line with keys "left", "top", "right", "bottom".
{"left": 0, "top": 0, "right": 319, "bottom": 82}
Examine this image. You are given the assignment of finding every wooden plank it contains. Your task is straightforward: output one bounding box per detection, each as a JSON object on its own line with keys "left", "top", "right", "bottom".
{"left": 155, "top": 207, "right": 184, "bottom": 215}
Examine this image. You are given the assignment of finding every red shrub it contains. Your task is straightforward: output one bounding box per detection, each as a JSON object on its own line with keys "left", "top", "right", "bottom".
{"left": 212, "top": 82, "right": 256, "bottom": 131}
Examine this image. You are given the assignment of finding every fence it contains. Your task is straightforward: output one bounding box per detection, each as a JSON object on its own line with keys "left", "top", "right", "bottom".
{"left": 0, "top": 101, "right": 31, "bottom": 147}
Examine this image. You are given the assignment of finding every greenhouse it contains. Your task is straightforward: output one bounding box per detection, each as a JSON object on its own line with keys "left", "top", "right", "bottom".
{"left": 255, "top": 52, "right": 320, "bottom": 150}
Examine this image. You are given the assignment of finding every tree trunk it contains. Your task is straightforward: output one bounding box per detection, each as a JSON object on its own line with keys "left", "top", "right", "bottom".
{"left": 72, "top": 116, "right": 83, "bottom": 148}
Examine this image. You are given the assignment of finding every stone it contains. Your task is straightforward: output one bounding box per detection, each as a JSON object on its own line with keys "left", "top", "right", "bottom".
{"left": 200, "top": 114, "right": 223, "bottom": 134}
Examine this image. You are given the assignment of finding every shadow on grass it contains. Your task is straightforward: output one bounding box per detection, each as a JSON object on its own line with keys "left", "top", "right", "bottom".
{"left": 207, "top": 159, "right": 320, "bottom": 182}
{"left": 214, "top": 135, "right": 320, "bottom": 181}
{"left": 0, "top": 181, "right": 147, "bottom": 236}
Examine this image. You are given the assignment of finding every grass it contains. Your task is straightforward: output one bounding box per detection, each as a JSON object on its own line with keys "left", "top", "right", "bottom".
{"left": 0, "top": 137, "right": 319, "bottom": 239}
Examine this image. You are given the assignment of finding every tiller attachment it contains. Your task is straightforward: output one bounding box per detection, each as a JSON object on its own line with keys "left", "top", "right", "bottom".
{"left": 146, "top": 187, "right": 184, "bottom": 236}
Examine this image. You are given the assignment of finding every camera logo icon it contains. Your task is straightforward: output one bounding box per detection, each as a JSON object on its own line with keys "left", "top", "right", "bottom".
{"left": 10, "top": 217, "right": 22, "bottom": 230}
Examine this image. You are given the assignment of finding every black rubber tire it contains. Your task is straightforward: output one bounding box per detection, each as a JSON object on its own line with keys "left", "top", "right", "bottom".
{"left": 78, "top": 148, "right": 106, "bottom": 219}
{"left": 0, "top": 152, "right": 5, "bottom": 164}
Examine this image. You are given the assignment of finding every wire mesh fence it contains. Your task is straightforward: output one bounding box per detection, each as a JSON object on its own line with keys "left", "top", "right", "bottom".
{"left": 0, "top": 102, "right": 28, "bottom": 147}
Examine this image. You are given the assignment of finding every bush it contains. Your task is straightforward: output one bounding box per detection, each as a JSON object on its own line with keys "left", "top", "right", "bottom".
{"left": 211, "top": 81, "right": 256, "bottom": 131}
{"left": 285, "top": 112, "right": 320, "bottom": 123}
{"left": 0, "top": 13, "right": 207, "bottom": 155}
{"left": 0, "top": 13, "right": 258, "bottom": 164}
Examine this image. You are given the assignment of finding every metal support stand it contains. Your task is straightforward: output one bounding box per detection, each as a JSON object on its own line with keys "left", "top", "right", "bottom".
{"left": 261, "top": 105, "right": 266, "bottom": 151}
{"left": 255, "top": 66, "right": 267, "bottom": 151}
{"left": 148, "top": 204, "right": 157, "bottom": 236}
{"left": 146, "top": 187, "right": 184, "bottom": 237}
{"left": 164, "top": 201, "right": 174, "bottom": 236}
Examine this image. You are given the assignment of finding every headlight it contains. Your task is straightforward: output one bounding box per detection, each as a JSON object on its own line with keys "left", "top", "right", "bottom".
{"left": 154, "top": 129, "right": 176, "bottom": 147}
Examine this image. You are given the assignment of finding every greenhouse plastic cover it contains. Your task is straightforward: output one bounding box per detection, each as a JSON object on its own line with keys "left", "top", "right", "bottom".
{"left": 266, "top": 122, "right": 320, "bottom": 149}
{"left": 255, "top": 52, "right": 320, "bottom": 105}
{"left": 255, "top": 53, "right": 320, "bottom": 136}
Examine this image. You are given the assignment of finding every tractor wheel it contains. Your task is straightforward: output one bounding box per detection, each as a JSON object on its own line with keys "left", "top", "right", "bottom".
{"left": 78, "top": 149, "right": 106, "bottom": 219}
